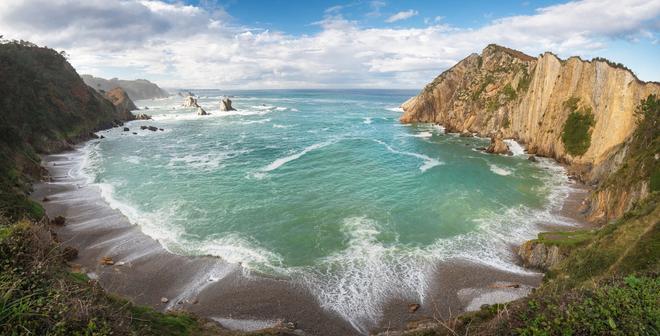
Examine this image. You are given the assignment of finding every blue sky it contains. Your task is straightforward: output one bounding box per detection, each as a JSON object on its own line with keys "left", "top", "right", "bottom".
{"left": 0, "top": 0, "right": 657, "bottom": 88}
{"left": 216, "top": 0, "right": 560, "bottom": 33}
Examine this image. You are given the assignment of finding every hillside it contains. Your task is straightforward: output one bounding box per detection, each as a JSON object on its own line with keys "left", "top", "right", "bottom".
{"left": 0, "top": 41, "right": 138, "bottom": 219}
{"left": 82, "top": 74, "right": 169, "bottom": 101}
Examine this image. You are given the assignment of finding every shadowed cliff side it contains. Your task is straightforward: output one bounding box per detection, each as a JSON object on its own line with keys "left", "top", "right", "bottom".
{"left": 0, "top": 41, "right": 134, "bottom": 219}
{"left": 401, "top": 44, "right": 660, "bottom": 222}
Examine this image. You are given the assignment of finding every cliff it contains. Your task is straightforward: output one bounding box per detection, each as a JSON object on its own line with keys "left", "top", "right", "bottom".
{"left": 0, "top": 41, "right": 134, "bottom": 219}
{"left": 401, "top": 44, "right": 660, "bottom": 222}
{"left": 104, "top": 87, "right": 138, "bottom": 117}
{"left": 82, "top": 75, "right": 169, "bottom": 101}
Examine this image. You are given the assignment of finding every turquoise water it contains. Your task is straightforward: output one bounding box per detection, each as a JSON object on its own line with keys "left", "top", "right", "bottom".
{"left": 82, "top": 89, "right": 574, "bottom": 328}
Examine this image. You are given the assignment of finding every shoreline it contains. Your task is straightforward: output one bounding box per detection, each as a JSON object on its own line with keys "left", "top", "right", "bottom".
{"left": 31, "top": 139, "right": 590, "bottom": 335}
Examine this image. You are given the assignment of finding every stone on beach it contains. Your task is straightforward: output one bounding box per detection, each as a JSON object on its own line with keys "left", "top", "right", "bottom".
{"left": 62, "top": 246, "right": 78, "bottom": 261}
{"left": 100, "top": 256, "right": 114, "bottom": 265}
{"left": 51, "top": 215, "right": 66, "bottom": 226}
{"left": 161, "top": 297, "right": 169, "bottom": 303}
{"left": 408, "top": 303, "right": 421, "bottom": 313}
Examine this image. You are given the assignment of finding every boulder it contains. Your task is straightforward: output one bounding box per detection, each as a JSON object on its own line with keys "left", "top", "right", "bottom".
{"left": 528, "top": 155, "right": 538, "bottom": 162}
{"left": 123, "top": 127, "right": 130, "bottom": 132}
{"left": 100, "top": 256, "right": 114, "bottom": 265}
{"left": 459, "top": 131, "right": 473, "bottom": 137}
{"left": 51, "top": 216, "right": 66, "bottom": 226}
{"left": 486, "top": 133, "right": 510, "bottom": 154}
{"left": 134, "top": 113, "right": 151, "bottom": 120}
{"left": 147, "top": 126, "right": 158, "bottom": 132}
{"left": 518, "top": 241, "right": 562, "bottom": 271}
{"left": 220, "top": 97, "right": 236, "bottom": 111}
{"left": 62, "top": 246, "right": 78, "bottom": 261}
{"left": 140, "top": 125, "right": 148, "bottom": 130}
{"left": 197, "top": 107, "right": 208, "bottom": 115}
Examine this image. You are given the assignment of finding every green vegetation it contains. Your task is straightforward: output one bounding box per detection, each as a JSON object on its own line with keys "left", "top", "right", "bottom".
{"left": 0, "top": 217, "right": 225, "bottom": 336}
{"left": 599, "top": 94, "right": 659, "bottom": 195}
{"left": 502, "top": 83, "right": 517, "bottom": 101}
{"left": 592, "top": 57, "right": 636, "bottom": 77}
{"left": 517, "top": 70, "right": 532, "bottom": 93}
{"left": 0, "top": 40, "right": 130, "bottom": 222}
{"left": 534, "top": 229, "right": 595, "bottom": 248}
{"left": 502, "top": 114, "right": 510, "bottom": 128}
{"left": 513, "top": 275, "right": 659, "bottom": 336}
{"left": 471, "top": 73, "right": 494, "bottom": 101}
{"left": 561, "top": 97, "right": 595, "bottom": 156}
{"left": 486, "top": 98, "right": 500, "bottom": 112}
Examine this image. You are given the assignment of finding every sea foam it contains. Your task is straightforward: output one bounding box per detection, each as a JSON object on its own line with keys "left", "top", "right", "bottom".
{"left": 373, "top": 139, "right": 442, "bottom": 172}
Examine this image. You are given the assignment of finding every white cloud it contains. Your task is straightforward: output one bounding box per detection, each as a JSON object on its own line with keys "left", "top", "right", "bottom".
{"left": 0, "top": 0, "right": 657, "bottom": 88}
{"left": 385, "top": 9, "right": 419, "bottom": 23}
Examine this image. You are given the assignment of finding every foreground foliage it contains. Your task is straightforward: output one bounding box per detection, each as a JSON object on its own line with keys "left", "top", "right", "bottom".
{"left": 0, "top": 218, "right": 226, "bottom": 336}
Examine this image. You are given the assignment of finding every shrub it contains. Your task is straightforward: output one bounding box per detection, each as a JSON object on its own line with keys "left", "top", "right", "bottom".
{"left": 514, "top": 275, "right": 660, "bottom": 336}
{"left": 503, "top": 83, "right": 517, "bottom": 101}
{"left": 561, "top": 97, "right": 595, "bottom": 156}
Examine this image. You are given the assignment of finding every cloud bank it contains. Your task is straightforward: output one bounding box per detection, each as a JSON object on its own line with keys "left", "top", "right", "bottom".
{"left": 0, "top": 0, "right": 657, "bottom": 88}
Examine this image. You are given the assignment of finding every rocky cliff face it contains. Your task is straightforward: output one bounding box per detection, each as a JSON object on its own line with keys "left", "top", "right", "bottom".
{"left": 401, "top": 44, "right": 660, "bottom": 222}
{"left": 104, "top": 87, "right": 138, "bottom": 118}
{"left": 82, "top": 75, "right": 169, "bottom": 101}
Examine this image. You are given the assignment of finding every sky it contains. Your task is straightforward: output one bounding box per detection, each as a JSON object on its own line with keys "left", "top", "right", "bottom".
{"left": 0, "top": 0, "right": 658, "bottom": 89}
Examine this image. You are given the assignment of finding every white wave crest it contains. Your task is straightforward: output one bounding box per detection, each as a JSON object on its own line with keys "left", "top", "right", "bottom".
{"left": 373, "top": 139, "right": 442, "bottom": 172}
{"left": 363, "top": 117, "right": 372, "bottom": 124}
{"left": 489, "top": 164, "right": 513, "bottom": 176}
{"left": 260, "top": 141, "right": 334, "bottom": 173}
{"left": 504, "top": 139, "right": 526, "bottom": 156}
{"left": 386, "top": 107, "right": 404, "bottom": 112}
{"left": 300, "top": 217, "right": 429, "bottom": 333}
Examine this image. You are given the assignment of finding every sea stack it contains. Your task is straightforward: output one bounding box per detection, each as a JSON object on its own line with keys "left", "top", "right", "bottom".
{"left": 183, "top": 95, "right": 199, "bottom": 107}
{"left": 220, "top": 97, "right": 236, "bottom": 111}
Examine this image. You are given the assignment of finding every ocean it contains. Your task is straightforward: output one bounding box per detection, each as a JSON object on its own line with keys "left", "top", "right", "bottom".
{"left": 77, "top": 89, "right": 576, "bottom": 329}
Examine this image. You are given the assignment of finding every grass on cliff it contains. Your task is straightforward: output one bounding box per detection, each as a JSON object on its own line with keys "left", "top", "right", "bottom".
{"left": 0, "top": 216, "right": 228, "bottom": 336}
{"left": 405, "top": 195, "right": 659, "bottom": 336}
{"left": 561, "top": 97, "right": 595, "bottom": 156}
{"left": 601, "top": 94, "right": 659, "bottom": 193}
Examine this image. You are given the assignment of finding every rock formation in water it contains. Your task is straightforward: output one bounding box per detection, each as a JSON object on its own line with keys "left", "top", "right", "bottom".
{"left": 182, "top": 94, "right": 208, "bottom": 115}
{"left": 486, "top": 132, "right": 510, "bottom": 154}
{"left": 183, "top": 95, "right": 199, "bottom": 107}
{"left": 220, "top": 97, "right": 236, "bottom": 111}
{"left": 82, "top": 75, "right": 169, "bottom": 100}
{"left": 400, "top": 44, "right": 660, "bottom": 221}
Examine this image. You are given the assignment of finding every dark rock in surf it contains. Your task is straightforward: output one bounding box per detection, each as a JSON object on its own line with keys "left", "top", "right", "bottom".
{"left": 220, "top": 97, "right": 236, "bottom": 111}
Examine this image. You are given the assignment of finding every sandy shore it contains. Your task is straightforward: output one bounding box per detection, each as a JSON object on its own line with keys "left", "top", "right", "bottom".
{"left": 32, "top": 147, "right": 589, "bottom": 335}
